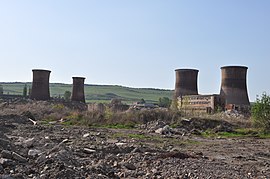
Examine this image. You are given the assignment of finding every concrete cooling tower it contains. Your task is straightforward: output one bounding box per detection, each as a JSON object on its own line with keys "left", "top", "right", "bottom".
{"left": 30, "top": 69, "right": 51, "bottom": 100}
{"left": 71, "top": 77, "right": 86, "bottom": 103}
{"left": 174, "top": 69, "right": 199, "bottom": 98}
{"left": 220, "top": 66, "right": 250, "bottom": 106}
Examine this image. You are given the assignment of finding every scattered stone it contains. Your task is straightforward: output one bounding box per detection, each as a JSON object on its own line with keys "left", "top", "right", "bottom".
{"left": 1, "top": 150, "right": 13, "bottom": 159}
{"left": 83, "top": 133, "right": 90, "bottom": 138}
{"left": 0, "top": 158, "right": 16, "bottom": 168}
{"left": 0, "top": 175, "right": 15, "bottom": 179}
{"left": 107, "top": 139, "right": 118, "bottom": 143}
{"left": 83, "top": 148, "right": 96, "bottom": 154}
{"left": 0, "top": 138, "right": 11, "bottom": 149}
{"left": 157, "top": 152, "right": 195, "bottom": 159}
{"left": 48, "top": 121, "right": 57, "bottom": 124}
{"left": 23, "top": 138, "right": 35, "bottom": 148}
{"left": 0, "top": 107, "right": 269, "bottom": 178}
{"left": 11, "top": 152, "right": 27, "bottom": 163}
{"left": 115, "top": 142, "right": 126, "bottom": 146}
{"left": 28, "top": 118, "right": 37, "bottom": 125}
{"left": 0, "top": 164, "right": 3, "bottom": 172}
{"left": 1, "top": 150, "right": 27, "bottom": 163}
{"left": 123, "top": 163, "right": 136, "bottom": 170}
{"left": 28, "top": 149, "right": 42, "bottom": 157}
{"left": 131, "top": 147, "right": 142, "bottom": 153}
{"left": 155, "top": 125, "right": 172, "bottom": 135}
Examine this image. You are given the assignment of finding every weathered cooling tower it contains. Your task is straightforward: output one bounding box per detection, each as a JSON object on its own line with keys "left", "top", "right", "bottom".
{"left": 71, "top": 77, "right": 85, "bottom": 103}
{"left": 174, "top": 69, "right": 199, "bottom": 98}
{"left": 220, "top": 66, "right": 250, "bottom": 106}
{"left": 30, "top": 69, "right": 51, "bottom": 100}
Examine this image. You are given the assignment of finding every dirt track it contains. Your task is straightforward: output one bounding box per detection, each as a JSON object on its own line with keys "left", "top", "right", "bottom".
{"left": 0, "top": 115, "right": 270, "bottom": 178}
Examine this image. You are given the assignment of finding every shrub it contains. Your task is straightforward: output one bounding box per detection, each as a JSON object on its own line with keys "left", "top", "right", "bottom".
{"left": 252, "top": 92, "right": 270, "bottom": 132}
{"left": 158, "top": 97, "right": 172, "bottom": 108}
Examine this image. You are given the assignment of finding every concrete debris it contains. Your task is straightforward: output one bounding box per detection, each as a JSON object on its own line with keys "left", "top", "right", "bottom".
{"left": 28, "top": 149, "right": 42, "bottom": 157}
{"left": 28, "top": 118, "right": 37, "bottom": 125}
{"left": 155, "top": 125, "right": 172, "bottom": 135}
{"left": 83, "top": 133, "right": 90, "bottom": 138}
{"left": 0, "top": 114, "right": 269, "bottom": 178}
{"left": 1, "top": 150, "right": 13, "bottom": 159}
{"left": 1, "top": 150, "right": 27, "bottom": 163}
{"left": 83, "top": 148, "right": 96, "bottom": 154}
{"left": 0, "top": 158, "right": 16, "bottom": 168}
{"left": 11, "top": 152, "right": 27, "bottom": 163}
{"left": 123, "top": 163, "right": 136, "bottom": 170}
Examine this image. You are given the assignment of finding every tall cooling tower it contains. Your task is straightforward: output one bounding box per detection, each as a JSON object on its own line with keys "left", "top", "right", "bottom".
{"left": 174, "top": 69, "right": 199, "bottom": 98}
{"left": 30, "top": 69, "right": 51, "bottom": 100}
{"left": 220, "top": 66, "right": 250, "bottom": 106}
{"left": 71, "top": 77, "right": 86, "bottom": 103}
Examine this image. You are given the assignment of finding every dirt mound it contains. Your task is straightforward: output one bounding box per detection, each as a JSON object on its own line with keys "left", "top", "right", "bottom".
{"left": 179, "top": 117, "right": 234, "bottom": 133}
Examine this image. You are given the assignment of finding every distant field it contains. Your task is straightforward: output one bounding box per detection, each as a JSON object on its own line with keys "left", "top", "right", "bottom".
{"left": 0, "top": 82, "right": 173, "bottom": 104}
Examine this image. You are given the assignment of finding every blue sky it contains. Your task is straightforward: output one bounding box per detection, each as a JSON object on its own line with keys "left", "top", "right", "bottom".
{"left": 0, "top": 0, "right": 269, "bottom": 101}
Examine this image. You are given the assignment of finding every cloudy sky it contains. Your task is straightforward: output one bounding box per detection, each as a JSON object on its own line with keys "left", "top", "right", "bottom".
{"left": 0, "top": 0, "right": 269, "bottom": 101}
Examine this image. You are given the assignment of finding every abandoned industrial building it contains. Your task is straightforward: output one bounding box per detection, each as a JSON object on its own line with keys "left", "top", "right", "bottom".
{"left": 177, "top": 94, "right": 224, "bottom": 114}
{"left": 174, "top": 66, "right": 250, "bottom": 113}
{"left": 29, "top": 69, "right": 86, "bottom": 103}
{"left": 0, "top": 65, "right": 250, "bottom": 113}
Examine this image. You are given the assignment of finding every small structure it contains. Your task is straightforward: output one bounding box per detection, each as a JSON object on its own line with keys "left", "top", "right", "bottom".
{"left": 30, "top": 69, "right": 51, "bottom": 100}
{"left": 177, "top": 94, "right": 224, "bottom": 114}
{"left": 132, "top": 102, "right": 158, "bottom": 110}
{"left": 71, "top": 77, "right": 85, "bottom": 103}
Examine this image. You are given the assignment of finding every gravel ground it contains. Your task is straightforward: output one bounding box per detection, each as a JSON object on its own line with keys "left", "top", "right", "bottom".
{"left": 0, "top": 115, "right": 270, "bottom": 178}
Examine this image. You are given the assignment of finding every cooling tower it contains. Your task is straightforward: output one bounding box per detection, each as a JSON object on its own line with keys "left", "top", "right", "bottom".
{"left": 174, "top": 69, "right": 199, "bottom": 98}
{"left": 30, "top": 69, "right": 51, "bottom": 100}
{"left": 71, "top": 77, "right": 86, "bottom": 103}
{"left": 220, "top": 66, "right": 250, "bottom": 106}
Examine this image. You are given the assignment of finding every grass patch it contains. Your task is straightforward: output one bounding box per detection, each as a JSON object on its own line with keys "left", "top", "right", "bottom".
{"left": 202, "top": 128, "right": 270, "bottom": 138}
{"left": 1, "top": 82, "right": 172, "bottom": 103}
{"left": 91, "top": 123, "right": 135, "bottom": 129}
{"left": 127, "top": 133, "right": 148, "bottom": 139}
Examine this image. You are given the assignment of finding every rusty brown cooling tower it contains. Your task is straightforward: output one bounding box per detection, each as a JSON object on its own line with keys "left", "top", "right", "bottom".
{"left": 220, "top": 66, "right": 250, "bottom": 106}
{"left": 174, "top": 69, "right": 199, "bottom": 98}
{"left": 71, "top": 77, "right": 86, "bottom": 103}
{"left": 30, "top": 69, "right": 51, "bottom": 100}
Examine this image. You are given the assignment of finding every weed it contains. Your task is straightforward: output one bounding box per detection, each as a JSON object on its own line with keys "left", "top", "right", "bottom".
{"left": 202, "top": 127, "right": 270, "bottom": 138}
{"left": 127, "top": 134, "right": 148, "bottom": 139}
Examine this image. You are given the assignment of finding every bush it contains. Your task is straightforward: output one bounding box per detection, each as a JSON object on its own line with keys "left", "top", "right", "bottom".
{"left": 252, "top": 92, "right": 270, "bottom": 132}
{"left": 158, "top": 97, "right": 172, "bottom": 108}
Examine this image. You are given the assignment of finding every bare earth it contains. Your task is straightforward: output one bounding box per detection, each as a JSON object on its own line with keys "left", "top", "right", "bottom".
{"left": 0, "top": 115, "right": 269, "bottom": 179}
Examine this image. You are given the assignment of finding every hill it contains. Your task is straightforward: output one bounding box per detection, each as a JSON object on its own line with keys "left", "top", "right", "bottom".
{"left": 0, "top": 82, "right": 173, "bottom": 104}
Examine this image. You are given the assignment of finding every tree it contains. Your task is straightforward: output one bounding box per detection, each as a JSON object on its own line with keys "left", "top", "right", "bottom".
{"left": 23, "top": 84, "right": 27, "bottom": 98}
{"left": 64, "top": 91, "right": 71, "bottom": 101}
{"left": 158, "top": 97, "right": 172, "bottom": 108}
{"left": 28, "top": 87, "right": 32, "bottom": 97}
{"left": 139, "top": 98, "right": 146, "bottom": 104}
{"left": 0, "top": 85, "right": 3, "bottom": 95}
{"left": 252, "top": 92, "right": 270, "bottom": 132}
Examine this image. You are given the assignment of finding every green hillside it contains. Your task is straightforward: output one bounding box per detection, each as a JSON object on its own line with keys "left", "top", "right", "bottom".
{"left": 0, "top": 82, "right": 173, "bottom": 104}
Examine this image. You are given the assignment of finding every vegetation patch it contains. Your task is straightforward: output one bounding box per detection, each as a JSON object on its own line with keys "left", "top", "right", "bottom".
{"left": 202, "top": 128, "right": 270, "bottom": 138}
{"left": 92, "top": 123, "right": 135, "bottom": 129}
{"left": 252, "top": 92, "right": 270, "bottom": 132}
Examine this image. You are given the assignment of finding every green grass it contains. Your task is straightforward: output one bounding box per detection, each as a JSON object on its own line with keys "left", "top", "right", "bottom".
{"left": 202, "top": 128, "right": 270, "bottom": 138}
{"left": 0, "top": 82, "right": 173, "bottom": 104}
{"left": 111, "top": 132, "right": 200, "bottom": 147}
{"left": 92, "top": 123, "right": 136, "bottom": 129}
{"left": 127, "top": 133, "right": 148, "bottom": 139}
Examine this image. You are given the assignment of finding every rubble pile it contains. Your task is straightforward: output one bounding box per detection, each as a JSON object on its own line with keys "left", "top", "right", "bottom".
{"left": 0, "top": 115, "right": 269, "bottom": 178}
